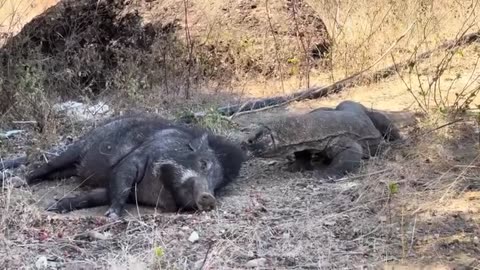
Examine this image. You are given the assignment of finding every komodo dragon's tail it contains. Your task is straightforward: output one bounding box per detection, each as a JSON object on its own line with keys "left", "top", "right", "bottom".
{"left": 372, "top": 109, "right": 425, "bottom": 129}
{"left": 308, "top": 105, "right": 424, "bottom": 129}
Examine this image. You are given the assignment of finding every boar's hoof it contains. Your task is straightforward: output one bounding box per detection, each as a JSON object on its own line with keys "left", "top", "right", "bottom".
{"left": 196, "top": 193, "right": 216, "bottom": 211}
{"left": 104, "top": 208, "right": 122, "bottom": 221}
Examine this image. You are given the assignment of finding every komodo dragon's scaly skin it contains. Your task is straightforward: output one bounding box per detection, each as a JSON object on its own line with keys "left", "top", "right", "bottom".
{"left": 241, "top": 100, "right": 406, "bottom": 180}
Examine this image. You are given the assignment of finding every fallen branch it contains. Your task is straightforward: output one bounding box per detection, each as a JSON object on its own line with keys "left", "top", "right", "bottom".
{"left": 213, "top": 30, "right": 480, "bottom": 118}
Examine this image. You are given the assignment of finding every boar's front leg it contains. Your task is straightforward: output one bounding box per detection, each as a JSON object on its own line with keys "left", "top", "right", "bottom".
{"left": 104, "top": 162, "right": 142, "bottom": 220}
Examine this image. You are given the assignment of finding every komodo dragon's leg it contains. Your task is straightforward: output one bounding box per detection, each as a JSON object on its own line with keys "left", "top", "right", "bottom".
{"left": 287, "top": 150, "right": 314, "bottom": 172}
{"left": 314, "top": 139, "right": 364, "bottom": 181}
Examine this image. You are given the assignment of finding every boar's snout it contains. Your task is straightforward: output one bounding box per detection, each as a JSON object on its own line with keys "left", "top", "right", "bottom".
{"left": 196, "top": 192, "right": 216, "bottom": 211}
{"left": 190, "top": 177, "right": 216, "bottom": 211}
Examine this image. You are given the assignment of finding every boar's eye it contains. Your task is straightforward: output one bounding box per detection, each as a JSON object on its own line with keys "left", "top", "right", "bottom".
{"left": 199, "top": 159, "right": 211, "bottom": 171}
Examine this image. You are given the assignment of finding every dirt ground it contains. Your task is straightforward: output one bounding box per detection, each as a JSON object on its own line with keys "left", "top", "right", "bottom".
{"left": 1, "top": 82, "right": 480, "bottom": 269}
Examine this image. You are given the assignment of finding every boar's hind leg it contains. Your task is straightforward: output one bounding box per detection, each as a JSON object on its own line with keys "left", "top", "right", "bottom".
{"left": 27, "top": 144, "right": 82, "bottom": 184}
{"left": 104, "top": 163, "right": 139, "bottom": 220}
{"left": 315, "top": 140, "right": 364, "bottom": 181}
{"left": 46, "top": 188, "right": 108, "bottom": 213}
{"left": 42, "top": 166, "right": 78, "bottom": 180}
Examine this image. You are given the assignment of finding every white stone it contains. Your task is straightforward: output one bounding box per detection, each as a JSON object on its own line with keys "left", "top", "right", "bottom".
{"left": 245, "top": 258, "right": 267, "bottom": 268}
{"left": 188, "top": 231, "right": 199, "bottom": 243}
{"left": 35, "top": 256, "right": 48, "bottom": 269}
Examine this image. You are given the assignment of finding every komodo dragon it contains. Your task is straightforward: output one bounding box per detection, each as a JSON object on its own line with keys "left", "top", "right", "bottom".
{"left": 241, "top": 100, "right": 415, "bottom": 180}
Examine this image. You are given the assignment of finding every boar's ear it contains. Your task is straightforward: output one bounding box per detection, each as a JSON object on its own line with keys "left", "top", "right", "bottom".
{"left": 188, "top": 133, "right": 209, "bottom": 151}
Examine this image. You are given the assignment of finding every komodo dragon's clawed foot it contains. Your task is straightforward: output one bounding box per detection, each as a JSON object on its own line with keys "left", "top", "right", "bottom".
{"left": 313, "top": 170, "right": 343, "bottom": 183}
{"left": 285, "top": 151, "right": 314, "bottom": 172}
{"left": 286, "top": 160, "right": 312, "bottom": 172}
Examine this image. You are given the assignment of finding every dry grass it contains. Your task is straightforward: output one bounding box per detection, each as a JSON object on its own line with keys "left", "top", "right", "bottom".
{"left": 0, "top": 0, "right": 58, "bottom": 43}
{"left": 2, "top": 117, "right": 479, "bottom": 269}
{"left": 1, "top": 0, "right": 480, "bottom": 269}
{"left": 309, "top": 0, "right": 477, "bottom": 73}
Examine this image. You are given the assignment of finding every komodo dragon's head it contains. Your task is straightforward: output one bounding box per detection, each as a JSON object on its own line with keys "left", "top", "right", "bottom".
{"left": 240, "top": 124, "right": 278, "bottom": 158}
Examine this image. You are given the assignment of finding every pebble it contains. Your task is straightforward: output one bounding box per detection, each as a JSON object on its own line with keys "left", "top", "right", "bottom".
{"left": 473, "top": 236, "right": 479, "bottom": 244}
{"left": 35, "top": 256, "right": 48, "bottom": 269}
{"left": 87, "top": 231, "right": 111, "bottom": 241}
{"left": 245, "top": 258, "right": 267, "bottom": 268}
{"left": 6, "top": 176, "right": 26, "bottom": 188}
{"left": 193, "top": 259, "right": 205, "bottom": 269}
{"left": 0, "top": 129, "right": 25, "bottom": 139}
{"left": 188, "top": 231, "right": 199, "bottom": 243}
{"left": 323, "top": 220, "right": 336, "bottom": 226}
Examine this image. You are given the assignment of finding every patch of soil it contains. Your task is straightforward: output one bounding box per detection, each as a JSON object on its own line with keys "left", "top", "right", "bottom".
{"left": 0, "top": 106, "right": 402, "bottom": 268}
{"left": 2, "top": 155, "right": 390, "bottom": 269}
{"left": 2, "top": 99, "right": 480, "bottom": 269}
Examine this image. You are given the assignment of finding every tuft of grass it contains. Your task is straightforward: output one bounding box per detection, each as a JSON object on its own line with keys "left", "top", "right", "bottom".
{"left": 388, "top": 182, "right": 399, "bottom": 196}
{"left": 177, "top": 107, "right": 239, "bottom": 135}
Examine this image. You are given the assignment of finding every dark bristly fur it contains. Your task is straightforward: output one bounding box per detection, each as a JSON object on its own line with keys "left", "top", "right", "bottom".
{"left": 26, "top": 113, "right": 246, "bottom": 219}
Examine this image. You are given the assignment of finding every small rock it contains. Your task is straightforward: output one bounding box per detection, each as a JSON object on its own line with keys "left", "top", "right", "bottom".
{"left": 473, "top": 236, "right": 479, "bottom": 244}
{"left": 87, "top": 231, "right": 111, "bottom": 240}
{"left": 245, "top": 258, "right": 267, "bottom": 268}
{"left": 6, "top": 176, "right": 26, "bottom": 188}
{"left": 53, "top": 100, "right": 111, "bottom": 122}
{"left": 0, "top": 129, "right": 25, "bottom": 139}
{"left": 323, "top": 220, "right": 336, "bottom": 226}
{"left": 35, "top": 255, "right": 48, "bottom": 269}
{"left": 188, "top": 231, "right": 199, "bottom": 243}
{"left": 193, "top": 259, "right": 205, "bottom": 269}
{"left": 379, "top": 216, "right": 388, "bottom": 222}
